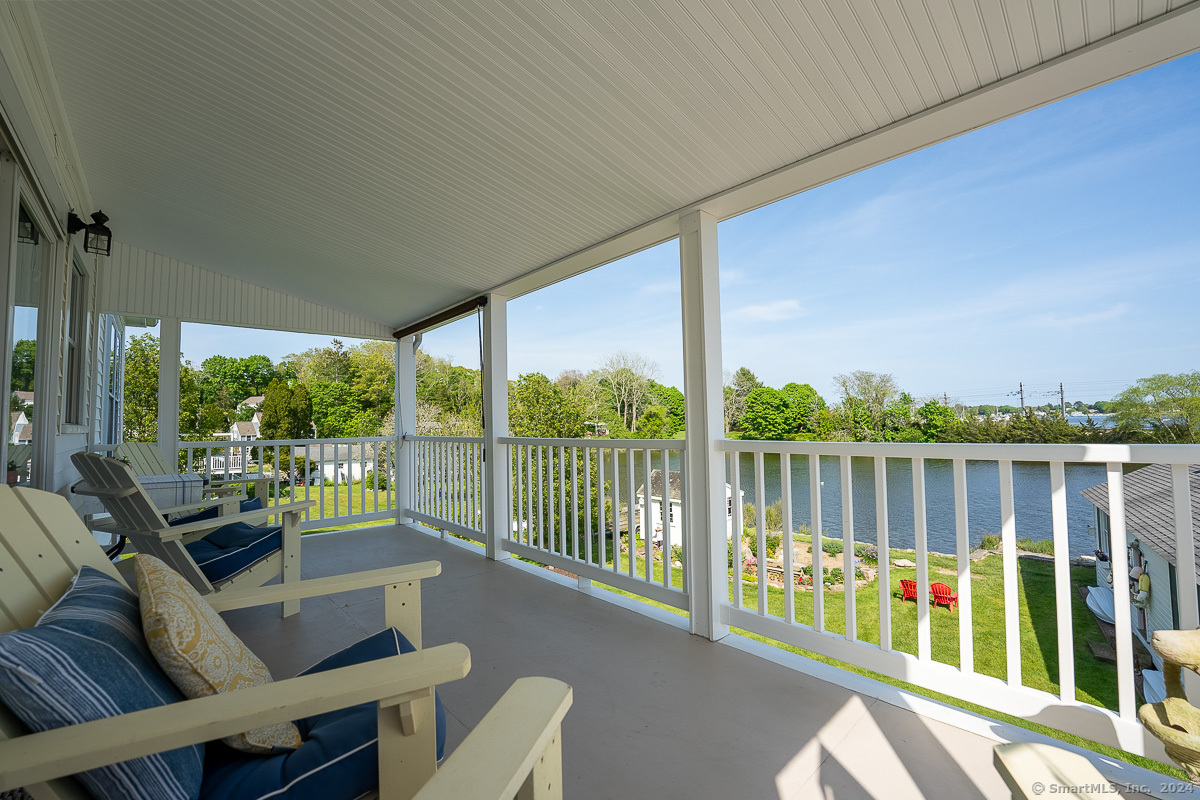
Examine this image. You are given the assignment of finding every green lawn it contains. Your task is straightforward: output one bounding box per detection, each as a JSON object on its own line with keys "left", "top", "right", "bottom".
{"left": 573, "top": 536, "right": 1180, "bottom": 779}
{"left": 261, "top": 481, "right": 396, "bottom": 534}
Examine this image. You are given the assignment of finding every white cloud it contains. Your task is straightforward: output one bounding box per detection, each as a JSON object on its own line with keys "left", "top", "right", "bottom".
{"left": 732, "top": 299, "right": 804, "bottom": 322}
{"left": 1020, "top": 302, "right": 1130, "bottom": 328}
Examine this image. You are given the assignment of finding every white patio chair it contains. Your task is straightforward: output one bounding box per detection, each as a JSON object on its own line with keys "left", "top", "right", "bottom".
{"left": 116, "top": 441, "right": 273, "bottom": 499}
{"left": 72, "top": 451, "right": 309, "bottom": 614}
{"left": 0, "top": 484, "right": 571, "bottom": 800}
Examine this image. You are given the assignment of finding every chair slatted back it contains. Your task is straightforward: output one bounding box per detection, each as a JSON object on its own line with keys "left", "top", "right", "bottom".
{"left": 0, "top": 485, "right": 118, "bottom": 800}
{"left": 114, "top": 441, "right": 173, "bottom": 477}
{"left": 71, "top": 452, "right": 170, "bottom": 533}
{"left": 0, "top": 485, "right": 121, "bottom": 634}
{"left": 70, "top": 452, "right": 215, "bottom": 593}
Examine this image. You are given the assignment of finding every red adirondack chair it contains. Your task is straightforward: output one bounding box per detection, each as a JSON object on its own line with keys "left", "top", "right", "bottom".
{"left": 930, "top": 582, "right": 959, "bottom": 610}
{"left": 899, "top": 579, "right": 919, "bottom": 603}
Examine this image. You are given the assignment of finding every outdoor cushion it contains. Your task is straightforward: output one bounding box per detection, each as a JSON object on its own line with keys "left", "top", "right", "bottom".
{"left": 170, "top": 496, "right": 264, "bottom": 526}
{"left": 135, "top": 554, "right": 303, "bottom": 754}
{"left": 199, "top": 628, "right": 447, "bottom": 800}
{"left": 0, "top": 565, "right": 204, "bottom": 800}
{"left": 184, "top": 522, "right": 282, "bottom": 584}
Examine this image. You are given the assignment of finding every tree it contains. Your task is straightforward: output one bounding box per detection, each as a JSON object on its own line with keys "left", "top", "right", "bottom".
{"left": 779, "top": 382, "right": 823, "bottom": 434}
{"left": 741, "top": 387, "right": 792, "bottom": 440}
{"left": 723, "top": 367, "right": 761, "bottom": 433}
{"left": 10, "top": 339, "right": 35, "bottom": 392}
{"left": 288, "top": 339, "right": 353, "bottom": 385}
{"left": 917, "top": 400, "right": 957, "bottom": 442}
{"left": 595, "top": 352, "right": 660, "bottom": 432}
{"left": 309, "top": 381, "right": 366, "bottom": 438}
{"left": 349, "top": 340, "right": 395, "bottom": 414}
{"left": 123, "top": 334, "right": 159, "bottom": 442}
{"left": 833, "top": 370, "right": 899, "bottom": 434}
{"left": 648, "top": 381, "right": 685, "bottom": 435}
{"left": 634, "top": 405, "right": 668, "bottom": 438}
{"left": 509, "top": 373, "right": 586, "bottom": 438}
{"left": 259, "top": 380, "right": 314, "bottom": 440}
{"left": 1111, "top": 372, "right": 1200, "bottom": 443}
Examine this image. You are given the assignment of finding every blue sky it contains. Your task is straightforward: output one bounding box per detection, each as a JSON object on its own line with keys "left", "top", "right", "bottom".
{"left": 187, "top": 52, "right": 1200, "bottom": 408}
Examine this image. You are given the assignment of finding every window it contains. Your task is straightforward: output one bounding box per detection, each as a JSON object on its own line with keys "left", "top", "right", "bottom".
{"left": 101, "top": 315, "right": 125, "bottom": 443}
{"left": 63, "top": 262, "right": 88, "bottom": 425}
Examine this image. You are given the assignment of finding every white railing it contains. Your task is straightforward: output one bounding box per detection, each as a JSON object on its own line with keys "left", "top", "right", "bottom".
{"left": 500, "top": 437, "right": 688, "bottom": 610}
{"left": 90, "top": 437, "right": 398, "bottom": 531}
{"left": 404, "top": 435, "right": 486, "bottom": 543}
{"left": 717, "top": 439, "right": 1200, "bottom": 757}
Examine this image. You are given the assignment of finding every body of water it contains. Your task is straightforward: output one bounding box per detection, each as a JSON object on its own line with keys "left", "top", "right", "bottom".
{"left": 592, "top": 449, "right": 1105, "bottom": 558}
{"left": 731, "top": 454, "right": 1104, "bottom": 559}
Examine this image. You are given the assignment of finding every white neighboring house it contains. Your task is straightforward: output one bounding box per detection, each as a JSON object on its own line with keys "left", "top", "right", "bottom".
{"left": 305, "top": 443, "right": 376, "bottom": 485}
{"left": 231, "top": 419, "right": 259, "bottom": 442}
{"left": 636, "top": 468, "right": 741, "bottom": 543}
{"left": 1082, "top": 463, "right": 1200, "bottom": 696}
{"left": 9, "top": 411, "right": 28, "bottom": 445}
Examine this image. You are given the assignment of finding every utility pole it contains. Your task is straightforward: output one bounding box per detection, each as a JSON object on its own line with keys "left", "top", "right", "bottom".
{"left": 1020, "top": 382, "right": 1025, "bottom": 410}
{"left": 1060, "top": 382, "right": 1066, "bottom": 417}
{"left": 943, "top": 392, "right": 949, "bottom": 406}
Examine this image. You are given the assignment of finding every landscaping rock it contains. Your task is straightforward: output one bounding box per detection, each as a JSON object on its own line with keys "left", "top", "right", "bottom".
{"left": 893, "top": 558, "right": 916, "bottom": 568}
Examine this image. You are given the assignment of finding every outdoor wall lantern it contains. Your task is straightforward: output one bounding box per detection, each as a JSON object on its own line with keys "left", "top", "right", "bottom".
{"left": 68, "top": 210, "right": 113, "bottom": 256}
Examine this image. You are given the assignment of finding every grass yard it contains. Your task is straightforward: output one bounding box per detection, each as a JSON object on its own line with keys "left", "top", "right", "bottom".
{"left": 566, "top": 535, "right": 1179, "bottom": 778}
{"left": 260, "top": 481, "right": 396, "bottom": 534}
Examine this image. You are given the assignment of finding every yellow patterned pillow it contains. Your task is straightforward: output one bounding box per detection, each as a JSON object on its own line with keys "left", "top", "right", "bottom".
{"left": 134, "top": 554, "right": 303, "bottom": 754}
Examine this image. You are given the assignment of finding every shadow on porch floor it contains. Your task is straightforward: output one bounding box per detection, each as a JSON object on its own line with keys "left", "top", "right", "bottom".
{"left": 221, "top": 523, "right": 1015, "bottom": 799}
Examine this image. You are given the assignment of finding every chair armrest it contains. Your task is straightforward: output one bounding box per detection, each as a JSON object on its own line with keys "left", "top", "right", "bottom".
{"left": 413, "top": 677, "right": 572, "bottom": 800}
{"left": 0, "top": 644, "right": 470, "bottom": 792}
{"left": 164, "top": 499, "right": 317, "bottom": 536}
{"left": 158, "top": 494, "right": 247, "bottom": 516}
{"left": 992, "top": 743, "right": 1110, "bottom": 800}
{"left": 206, "top": 562, "right": 442, "bottom": 612}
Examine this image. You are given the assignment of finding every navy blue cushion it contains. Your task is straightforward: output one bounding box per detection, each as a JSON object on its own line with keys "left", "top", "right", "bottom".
{"left": 185, "top": 522, "right": 281, "bottom": 584}
{"left": 200, "top": 629, "right": 446, "bottom": 800}
{"left": 169, "top": 496, "right": 264, "bottom": 527}
{"left": 0, "top": 566, "right": 204, "bottom": 800}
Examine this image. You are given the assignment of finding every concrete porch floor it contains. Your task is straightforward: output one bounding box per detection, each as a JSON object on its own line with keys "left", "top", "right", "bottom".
{"left": 221, "top": 523, "right": 1019, "bottom": 799}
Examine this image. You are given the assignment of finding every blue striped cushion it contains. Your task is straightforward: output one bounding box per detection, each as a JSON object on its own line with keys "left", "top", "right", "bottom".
{"left": 0, "top": 566, "right": 204, "bottom": 800}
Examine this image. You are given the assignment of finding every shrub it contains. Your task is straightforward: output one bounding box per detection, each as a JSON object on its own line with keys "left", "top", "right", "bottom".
{"left": 853, "top": 543, "right": 878, "bottom": 563}
{"left": 670, "top": 544, "right": 683, "bottom": 564}
{"left": 821, "top": 539, "right": 843, "bottom": 557}
{"left": 765, "top": 533, "right": 782, "bottom": 560}
{"left": 979, "top": 533, "right": 1001, "bottom": 550}
{"left": 1017, "top": 537, "right": 1055, "bottom": 554}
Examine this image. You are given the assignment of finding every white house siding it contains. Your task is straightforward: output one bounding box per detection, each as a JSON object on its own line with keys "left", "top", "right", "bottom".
{"left": 1136, "top": 548, "right": 1176, "bottom": 670}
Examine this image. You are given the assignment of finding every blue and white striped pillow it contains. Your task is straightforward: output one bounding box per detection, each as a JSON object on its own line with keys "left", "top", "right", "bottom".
{"left": 0, "top": 566, "right": 204, "bottom": 800}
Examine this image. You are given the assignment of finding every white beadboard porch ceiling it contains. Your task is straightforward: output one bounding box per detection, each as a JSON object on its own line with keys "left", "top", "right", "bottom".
{"left": 32, "top": 0, "right": 1197, "bottom": 330}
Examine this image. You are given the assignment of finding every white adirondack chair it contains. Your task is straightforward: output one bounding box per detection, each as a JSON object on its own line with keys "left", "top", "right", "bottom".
{"left": 115, "top": 440, "right": 272, "bottom": 498}
{"left": 0, "top": 484, "right": 572, "bottom": 800}
{"left": 72, "top": 451, "right": 309, "bottom": 614}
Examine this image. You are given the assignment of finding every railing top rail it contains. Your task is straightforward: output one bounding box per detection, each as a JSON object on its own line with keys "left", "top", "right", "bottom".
{"left": 718, "top": 438, "right": 1200, "bottom": 463}
{"left": 177, "top": 436, "right": 395, "bottom": 448}
{"left": 498, "top": 436, "right": 687, "bottom": 449}
{"left": 404, "top": 435, "right": 486, "bottom": 444}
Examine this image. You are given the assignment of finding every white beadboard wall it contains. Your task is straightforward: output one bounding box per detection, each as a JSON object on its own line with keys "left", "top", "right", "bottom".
{"left": 98, "top": 242, "right": 393, "bottom": 339}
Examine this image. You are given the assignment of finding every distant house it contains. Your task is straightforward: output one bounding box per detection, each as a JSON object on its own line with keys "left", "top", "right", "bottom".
{"left": 14, "top": 391, "right": 34, "bottom": 410}
{"left": 635, "top": 468, "right": 742, "bottom": 543}
{"left": 231, "top": 420, "right": 259, "bottom": 441}
{"left": 238, "top": 395, "right": 265, "bottom": 412}
{"left": 304, "top": 442, "right": 376, "bottom": 485}
{"left": 16, "top": 422, "right": 33, "bottom": 445}
{"left": 1082, "top": 464, "right": 1200, "bottom": 681}
{"left": 9, "top": 411, "right": 28, "bottom": 445}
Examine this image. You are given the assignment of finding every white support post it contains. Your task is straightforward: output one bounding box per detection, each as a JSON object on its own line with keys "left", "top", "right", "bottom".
{"left": 157, "top": 317, "right": 181, "bottom": 469}
{"left": 679, "top": 209, "right": 728, "bottom": 641}
{"left": 483, "top": 293, "right": 511, "bottom": 562}
{"left": 395, "top": 336, "right": 417, "bottom": 525}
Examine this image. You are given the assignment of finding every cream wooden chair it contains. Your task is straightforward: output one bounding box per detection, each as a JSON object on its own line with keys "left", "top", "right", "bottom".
{"left": 115, "top": 440, "right": 271, "bottom": 498}
{"left": 0, "top": 484, "right": 572, "bottom": 800}
{"left": 72, "top": 451, "right": 310, "bottom": 614}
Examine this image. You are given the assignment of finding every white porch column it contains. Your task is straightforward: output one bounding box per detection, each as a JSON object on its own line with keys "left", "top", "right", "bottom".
{"left": 157, "top": 317, "right": 181, "bottom": 467}
{"left": 679, "top": 210, "right": 729, "bottom": 641}
{"left": 394, "top": 336, "right": 417, "bottom": 524}
{"left": 482, "top": 293, "right": 510, "bottom": 561}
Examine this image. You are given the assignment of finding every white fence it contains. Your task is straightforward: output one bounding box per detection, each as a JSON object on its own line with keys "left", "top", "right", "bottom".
{"left": 717, "top": 439, "right": 1200, "bottom": 757}
{"left": 404, "top": 435, "right": 485, "bottom": 542}
{"left": 500, "top": 437, "right": 689, "bottom": 610}
{"left": 90, "top": 437, "right": 398, "bottom": 531}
